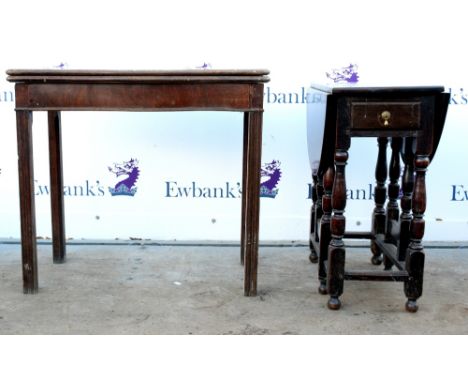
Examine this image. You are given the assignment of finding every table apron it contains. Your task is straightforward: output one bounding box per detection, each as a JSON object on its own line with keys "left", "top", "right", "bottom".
{"left": 14, "top": 83, "right": 263, "bottom": 111}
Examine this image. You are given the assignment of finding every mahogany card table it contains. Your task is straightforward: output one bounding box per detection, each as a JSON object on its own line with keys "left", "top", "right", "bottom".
{"left": 6, "top": 69, "right": 270, "bottom": 296}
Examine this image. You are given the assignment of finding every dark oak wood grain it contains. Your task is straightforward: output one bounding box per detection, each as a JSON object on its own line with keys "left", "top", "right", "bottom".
{"left": 398, "top": 138, "right": 415, "bottom": 261}
{"left": 308, "top": 171, "right": 319, "bottom": 263}
{"left": 384, "top": 137, "right": 403, "bottom": 271}
{"left": 370, "top": 137, "right": 388, "bottom": 266}
{"left": 308, "top": 85, "right": 449, "bottom": 312}
{"left": 318, "top": 165, "right": 334, "bottom": 295}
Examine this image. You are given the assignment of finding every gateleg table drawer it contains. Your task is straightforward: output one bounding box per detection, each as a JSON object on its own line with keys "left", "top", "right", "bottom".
{"left": 350, "top": 101, "right": 421, "bottom": 131}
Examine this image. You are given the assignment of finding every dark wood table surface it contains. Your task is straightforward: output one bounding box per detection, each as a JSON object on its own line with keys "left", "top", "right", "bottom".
{"left": 7, "top": 69, "right": 270, "bottom": 296}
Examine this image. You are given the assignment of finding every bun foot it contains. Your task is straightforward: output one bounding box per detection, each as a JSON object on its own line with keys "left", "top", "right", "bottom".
{"left": 318, "top": 282, "right": 327, "bottom": 295}
{"left": 309, "top": 251, "right": 318, "bottom": 263}
{"left": 327, "top": 297, "right": 341, "bottom": 310}
{"left": 405, "top": 299, "right": 419, "bottom": 313}
{"left": 371, "top": 255, "right": 383, "bottom": 265}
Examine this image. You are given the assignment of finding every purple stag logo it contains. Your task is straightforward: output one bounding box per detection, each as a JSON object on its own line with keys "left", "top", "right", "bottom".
{"left": 53, "top": 62, "right": 68, "bottom": 69}
{"left": 326, "top": 63, "right": 359, "bottom": 84}
{"left": 260, "top": 160, "right": 282, "bottom": 198}
{"left": 196, "top": 62, "right": 212, "bottom": 69}
{"left": 108, "top": 158, "right": 140, "bottom": 196}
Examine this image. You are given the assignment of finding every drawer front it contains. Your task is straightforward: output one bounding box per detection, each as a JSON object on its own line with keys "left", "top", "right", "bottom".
{"left": 350, "top": 102, "right": 421, "bottom": 130}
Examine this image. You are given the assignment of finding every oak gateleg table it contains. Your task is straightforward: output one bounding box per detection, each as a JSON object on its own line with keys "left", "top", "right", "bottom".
{"left": 6, "top": 69, "right": 270, "bottom": 295}
{"left": 307, "top": 85, "right": 450, "bottom": 312}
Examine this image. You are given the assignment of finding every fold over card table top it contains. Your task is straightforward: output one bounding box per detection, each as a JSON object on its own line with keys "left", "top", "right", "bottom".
{"left": 7, "top": 69, "right": 270, "bottom": 111}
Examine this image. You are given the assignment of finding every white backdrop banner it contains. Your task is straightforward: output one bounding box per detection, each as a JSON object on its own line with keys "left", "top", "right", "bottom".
{"left": 1, "top": 0, "right": 467, "bottom": 241}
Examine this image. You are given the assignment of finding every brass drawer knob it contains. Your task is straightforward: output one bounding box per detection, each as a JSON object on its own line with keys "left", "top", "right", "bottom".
{"left": 380, "top": 110, "right": 391, "bottom": 126}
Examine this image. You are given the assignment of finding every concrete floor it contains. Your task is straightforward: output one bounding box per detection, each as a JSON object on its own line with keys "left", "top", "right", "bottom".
{"left": 1, "top": 242, "right": 468, "bottom": 334}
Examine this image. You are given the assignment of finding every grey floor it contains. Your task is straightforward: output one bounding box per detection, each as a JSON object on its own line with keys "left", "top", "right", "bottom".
{"left": 1, "top": 242, "right": 467, "bottom": 334}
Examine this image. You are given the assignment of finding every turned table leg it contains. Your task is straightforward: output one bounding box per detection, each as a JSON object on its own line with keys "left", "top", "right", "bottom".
{"left": 315, "top": 175, "right": 324, "bottom": 245}
{"left": 398, "top": 138, "right": 415, "bottom": 261}
{"left": 318, "top": 165, "right": 334, "bottom": 295}
{"left": 309, "top": 171, "right": 319, "bottom": 263}
{"left": 371, "top": 137, "right": 388, "bottom": 265}
{"left": 16, "top": 110, "right": 38, "bottom": 294}
{"left": 384, "top": 137, "right": 402, "bottom": 270}
{"left": 327, "top": 150, "right": 348, "bottom": 310}
{"left": 404, "top": 154, "right": 429, "bottom": 312}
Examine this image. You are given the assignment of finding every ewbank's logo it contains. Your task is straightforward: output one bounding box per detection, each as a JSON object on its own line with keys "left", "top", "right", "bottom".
{"left": 260, "top": 160, "right": 282, "bottom": 198}
{"left": 326, "top": 64, "right": 359, "bottom": 84}
{"left": 108, "top": 158, "right": 140, "bottom": 196}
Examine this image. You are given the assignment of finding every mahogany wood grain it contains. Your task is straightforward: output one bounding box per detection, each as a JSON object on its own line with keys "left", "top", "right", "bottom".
{"left": 8, "top": 69, "right": 269, "bottom": 296}
{"left": 240, "top": 112, "right": 249, "bottom": 266}
{"left": 14, "top": 83, "right": 258, "bottom": 111}
{"left": 16, "top": 110, "right": 38, "bottom": 293}
{"left": 48, "top": 111, "right": 66, "bottom": 264}
{"left": 243, "top": 111, "right": 263, "bottom": 296}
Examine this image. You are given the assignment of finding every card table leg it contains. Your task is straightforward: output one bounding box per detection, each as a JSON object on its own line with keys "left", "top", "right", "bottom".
{"left": 16, "top": 110, "right": 38, "bottom": 294}
{"left": 240, "top": 112, "right": 250, "bottom": 266}
{"left": 243, "top": 111, "right": 262, "bottom": 296}
{"left": 48, "top": 111, "right": 66, "bottom": 264}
